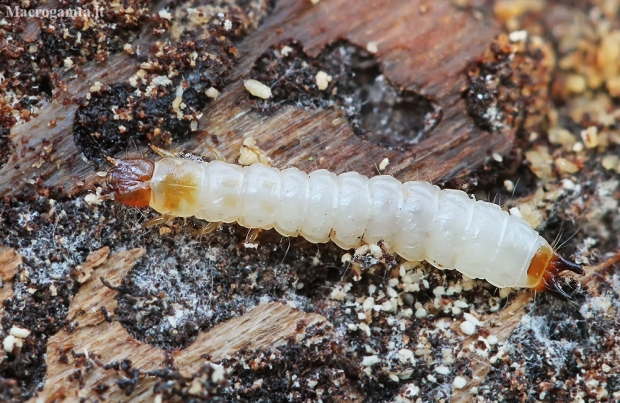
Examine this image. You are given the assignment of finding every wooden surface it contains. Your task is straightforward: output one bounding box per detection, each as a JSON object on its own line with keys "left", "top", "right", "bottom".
{"left": 1, "top": 0, "right": 503, "bottom": 198}
{"left": 29, "top": 248, "right": 328, "bottom": 402}
{"left": 6, "top": 1, "right": 608, "bottom": 402}
{"left": 7, "top": 247, "right": 609, "bottom": 401}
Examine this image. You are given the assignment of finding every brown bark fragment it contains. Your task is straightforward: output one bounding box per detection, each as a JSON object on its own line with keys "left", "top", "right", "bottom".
{"left": 0, "top": 247, "right": 21, "bottom": 282}
{"left": 0, "top": 247, "right": 20, "bottom": 318}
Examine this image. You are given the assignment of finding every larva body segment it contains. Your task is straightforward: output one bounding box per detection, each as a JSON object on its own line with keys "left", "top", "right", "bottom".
{"left": 201, "top": 161, "right": 244, "bottom": 223}
{"left": 274, "top": 168, "right": 310, "bottom": 236}
{"left": 395, "top": 182, "right": 439, "bottom": 263}
{"left": 331, "top": 172, "right": 371, "bottom": 249}
{"left": 364, "top": 176, "right": 403, "bottom": 247}
{"left": 107, "top": 157, "right": 584, "bottom": 295}
{"left": 301, "top": 170, "right": 339, "bottom": 243}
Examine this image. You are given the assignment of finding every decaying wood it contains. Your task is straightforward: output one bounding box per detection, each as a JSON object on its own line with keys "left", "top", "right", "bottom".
{"left": 0, "top": 247, "right": 21, "bottom": 282}
{"left": 1, "top": 0, "right": 503, "bottom": 198}
{"left": 28, "top": 248, "right": 329, "bottom": 402}
{"left": 451, "top": 252, "right": 620, "bottom": 402}
{"left": 451, "top": 291, "right": 533, "bottom": 402}
{"left": 0, "top": 247, "right": 20, "bottom": 319}
{"left": 8, "top": 248, "right": 592, "bottom": 401}
{"left": 4, "top": 1, "right": 615, "bottom": 402}
{"left": 581, "top": 251, "right": 620, "bottom": 296}
{"left": 1, "top": 245, "right": 572, "bottom": 402}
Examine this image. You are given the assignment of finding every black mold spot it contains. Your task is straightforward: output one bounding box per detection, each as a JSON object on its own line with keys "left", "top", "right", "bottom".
{"left": 72, "top": 12, "right": 256, "bottom": 164}
{"left": 115, "top": 222, "right": 306, "bottom": 350}
{"left": 0, "top": 127, "right": 12, "bottom": 169}
{"left": 73, "top": 83, "right": 142, "bottom": 163}
{"left": 249, "top": 39, "right": 442, "bottom": 150}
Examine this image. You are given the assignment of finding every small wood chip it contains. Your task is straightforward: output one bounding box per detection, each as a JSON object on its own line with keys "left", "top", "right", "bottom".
{"left": 244, "top": 79, "right": 272, "bottom": 99}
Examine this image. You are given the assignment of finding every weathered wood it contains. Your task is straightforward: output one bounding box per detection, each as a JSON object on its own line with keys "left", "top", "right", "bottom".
{"left": 451, "top": 251, "right": 620, "bottom": 402}
{"left": 7, "top": 1, "right": 608, "bottom": 402}
{"left": 0, "top": 247, "right": 20, "bottom": 320}
{"left": 29, "top": 248, "right": 329, "bottom": 402}
{"left": 2, "top": 0, "right": 503, "bottom": 198}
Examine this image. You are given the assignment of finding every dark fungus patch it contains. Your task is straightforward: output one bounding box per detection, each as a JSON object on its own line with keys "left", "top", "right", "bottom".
{"left": 0, "top": 0, "right": 152, "bottom": 139}
{"left": 463, "top": 33, "right": 553, "bottom": 135}
{"left": 146, "top": 326, "right": 395, "bottom": 402}
{"left": 150, "top": 356, "right": 227, "bottom": 401}
{"left": 249, "top": 39, "right": 441, "bottom": 151}
{"left": 114, "top": 221, "right": 344, "bottom": 350}
{"left": 73, "top": 13, "right": 247, "bottom": 165}
{"left": 479, "top": 307, "right": 584, "bottom": 403}
{"left": 0, "top": 195, "right": 119, "bottom": 400}
{"left": 216, "top": 325, "right": 399, "bottom": 402}
{"left": 0, "top": 126, "right": 13, "bottom": 170}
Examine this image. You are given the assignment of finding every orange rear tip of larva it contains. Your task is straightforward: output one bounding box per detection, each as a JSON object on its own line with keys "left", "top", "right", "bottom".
{"left": 106, "top": 158, "right": 155, "bottom": 207}
{"left": 527, "top": 245, "right": 585, "bottom": 299}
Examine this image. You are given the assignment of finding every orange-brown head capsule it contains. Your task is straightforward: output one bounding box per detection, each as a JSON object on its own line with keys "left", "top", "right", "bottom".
{"left": 107, "top": 158, "right": 155, "bottom": 207}
{"left": 527, "top": 244, "right": 584, "bottom": 299}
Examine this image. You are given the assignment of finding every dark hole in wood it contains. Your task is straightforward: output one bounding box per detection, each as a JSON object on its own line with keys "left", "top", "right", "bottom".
{"left": 37, "top": 74, "right": 54, "bottom": 98}
{"left": 249, "top": 39, "right": 442, "bottom": 151}
{"left": 0, "top": 127, "right": 12, "bottom": 170}
{"left": 350, "top": 63, "right": 442, "bottom": 151}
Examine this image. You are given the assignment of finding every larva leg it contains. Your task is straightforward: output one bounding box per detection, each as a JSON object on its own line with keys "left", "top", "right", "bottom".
{"left": 141, "top": 214, "right": 175, "bottom": 229}
{"left": 150, "top": 145, "right": 178, "bottom": 158}
{"left": 200, "top": 221, "right": 222, "bottom": 235}
{"left": 193, "top": 221, "right": 222, "bottom": 241}
{"left": 203, "top": 146, "right": 226, "bottom": 163}
{"left": 245, "top": 228, "right": 262, "bottom": 244}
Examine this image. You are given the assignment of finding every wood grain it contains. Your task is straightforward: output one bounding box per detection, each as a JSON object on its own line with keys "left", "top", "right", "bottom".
{"left": 0, "top": 247, "right": 20, "bottom": 320}
{"left": 29, "top": 248, "right": 329, "bottom": 402}
{"left": 0, "top": 1, "right": 545, "bottom": 401}
{"left": 1, "top": 0, "right": 503, "bottom": 198}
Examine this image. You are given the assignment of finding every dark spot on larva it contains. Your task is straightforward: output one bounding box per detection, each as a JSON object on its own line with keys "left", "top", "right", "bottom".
{"left": 249, "top": 39, "right": 441, "bottom": 151}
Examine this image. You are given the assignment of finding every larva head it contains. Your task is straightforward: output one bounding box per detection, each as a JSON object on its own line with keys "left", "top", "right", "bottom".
{"left": 527, "top": 244, "right": 584, "bottom": 299}
{"left": 106, "top": 158, "right": 154, "bottom": 207}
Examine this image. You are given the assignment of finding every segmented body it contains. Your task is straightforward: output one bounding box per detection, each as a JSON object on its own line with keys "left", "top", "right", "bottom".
{"left": 143, "top": 158, "right": 553, "bottom": 289}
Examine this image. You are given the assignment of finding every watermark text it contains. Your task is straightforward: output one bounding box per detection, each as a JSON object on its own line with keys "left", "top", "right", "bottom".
{"left": 3, "top": 6, "right": 104, "bottom": 20}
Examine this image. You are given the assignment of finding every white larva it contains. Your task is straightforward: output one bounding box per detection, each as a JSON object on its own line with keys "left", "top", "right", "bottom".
{"left": 106, "top": 156, "right": 583, "bottom": 295}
